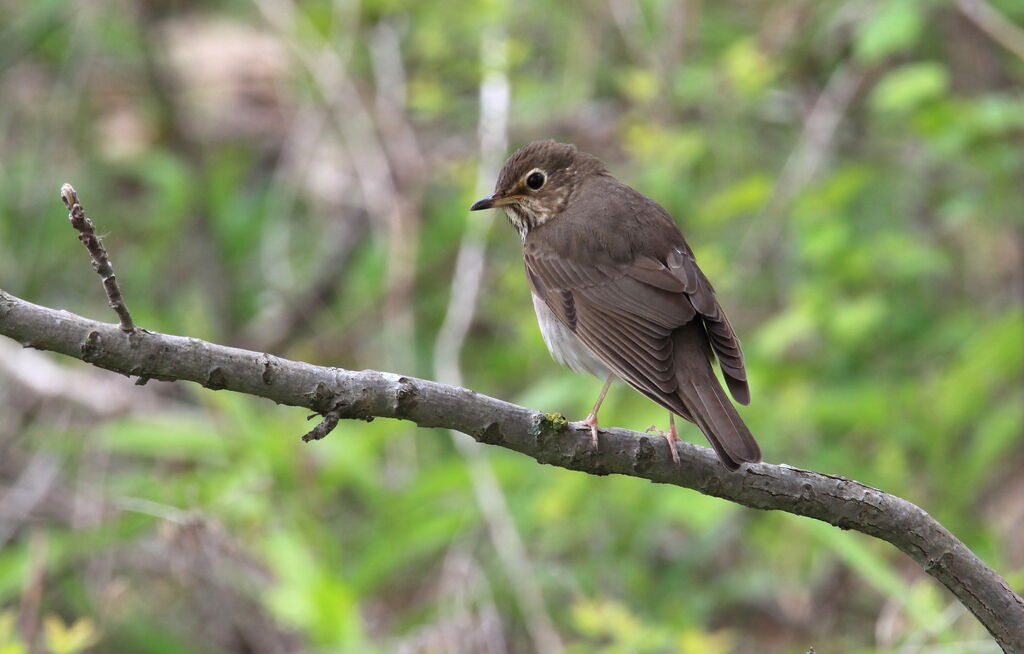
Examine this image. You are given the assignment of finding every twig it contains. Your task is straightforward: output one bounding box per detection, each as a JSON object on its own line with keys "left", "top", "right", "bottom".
{"left": 1, "top": 289, "right": 1022, "bottom": 650}
{"left": 301, "top": 409, "right": 342, "bottom": 442}
{"left": 956, "top": 0, "right": 1024, "bottom": 62}
{"left": 60, "top": 184, "right": 135, "bottom": 332}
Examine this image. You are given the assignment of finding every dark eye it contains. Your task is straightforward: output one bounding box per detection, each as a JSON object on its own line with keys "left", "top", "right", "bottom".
{"left": 526, "top": 171, "right": 545, "bottom": 190}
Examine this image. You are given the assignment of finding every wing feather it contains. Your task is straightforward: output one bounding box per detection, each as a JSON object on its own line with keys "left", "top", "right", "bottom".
{"left": 528, "top": 242, "right": 750, "bottom": 406}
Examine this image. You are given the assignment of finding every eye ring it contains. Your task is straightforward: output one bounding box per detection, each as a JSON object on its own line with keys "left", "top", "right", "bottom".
{"left": 526, "top": 170, "right": 546, "bottom": 190}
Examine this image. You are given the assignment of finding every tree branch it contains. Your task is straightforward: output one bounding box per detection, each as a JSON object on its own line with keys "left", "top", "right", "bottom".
{"left": 60, "top": 184, "right": 135, "bottom": 332}
{"left": 957, "top": 0, "right": 1024, "bottom": 62}
{"left": 0, "top": 289, "right": 1021, "bottom": 650}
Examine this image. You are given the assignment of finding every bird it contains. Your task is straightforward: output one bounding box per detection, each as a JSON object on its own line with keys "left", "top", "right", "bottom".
{"left": 470, "top": 140, "right": 760, "bottom": 470}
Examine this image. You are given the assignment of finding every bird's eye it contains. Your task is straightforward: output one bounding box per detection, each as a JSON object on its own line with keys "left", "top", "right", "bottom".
{"left": 526, "top": 171, "right": 545, "bottom": 190}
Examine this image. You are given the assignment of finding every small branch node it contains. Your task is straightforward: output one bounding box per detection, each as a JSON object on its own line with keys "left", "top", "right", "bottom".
{"left": 206, "top": 366, "right": 228, "bottom": 391}
{"left": 60, "top": 183, "right": 136, "bottom": 332}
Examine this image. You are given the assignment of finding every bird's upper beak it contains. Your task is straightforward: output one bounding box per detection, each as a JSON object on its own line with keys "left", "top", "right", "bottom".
{"left": 469, "top": 193, "right": 515, "bottom": 211}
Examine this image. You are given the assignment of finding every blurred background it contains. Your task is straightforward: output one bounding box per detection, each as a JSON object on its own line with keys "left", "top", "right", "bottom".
{"left": 1, "top": 0, "right": 1022, "bottom": 652}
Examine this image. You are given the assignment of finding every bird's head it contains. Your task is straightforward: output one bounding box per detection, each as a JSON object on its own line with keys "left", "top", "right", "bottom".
{"left": 470, "top": 140, "right": 606, "bottom": 237}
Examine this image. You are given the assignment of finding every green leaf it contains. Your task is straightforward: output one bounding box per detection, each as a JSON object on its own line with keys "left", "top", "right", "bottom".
{"left": 829, "top": 295, "right": 887, "bottom": 346}
{"left": 0, "top": 611, "right": 26, "bottom": 654}
{"left": 855, "top": 0, "right": 925, "bottom": 63}
{"left": 617, "top": 67, "right": 660, "bottom": 104}
{"left": 43, "top": 616, "right": 99, "bottom": 654}
{"left": 871, "top": 62, "right": 949, "bottom": 113}
{"left": 722, "top": 38, "right": 776, "bottom": 95}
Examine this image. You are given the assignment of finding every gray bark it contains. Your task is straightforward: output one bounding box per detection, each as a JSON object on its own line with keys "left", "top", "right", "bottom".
{"left": 1, "top": 288, "right": 1022, "bottom": 652}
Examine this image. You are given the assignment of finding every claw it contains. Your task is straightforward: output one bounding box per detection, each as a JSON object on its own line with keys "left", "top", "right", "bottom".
{"left": 645, "top": 415, "right": 680, "bottom": 465}
{"left": 581, "top": 412, "right": 600, "bottom": 451}
{"left": 578, "top": 374, "right": 613, "bottom": 452}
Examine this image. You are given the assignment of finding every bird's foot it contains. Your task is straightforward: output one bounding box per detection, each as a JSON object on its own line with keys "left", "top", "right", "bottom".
{"left": 580, "top": 411, "right": 600, "bottom": 452}
{"left": 644, "top": 421, "right": 681, "bottom": 465}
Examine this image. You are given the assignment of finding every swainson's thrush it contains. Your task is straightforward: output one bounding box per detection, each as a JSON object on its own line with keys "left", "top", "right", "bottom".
{"left": 471, "top": 140, "right": 761, "bottom": 470}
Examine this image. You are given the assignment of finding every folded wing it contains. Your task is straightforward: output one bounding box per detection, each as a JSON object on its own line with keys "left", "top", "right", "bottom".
{"left": 524, "top": 243, "right": 759, "bottom": 468}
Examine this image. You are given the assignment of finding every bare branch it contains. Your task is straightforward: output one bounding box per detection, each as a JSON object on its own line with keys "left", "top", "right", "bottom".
{"left": 957, "top": 0, "right": 1024, "bottom": 62}
{"left": 0, "top": 288, "right": 1022, "bottom": 650}
{"left": 60, "top": 184, "right": 135, "bottom": 332}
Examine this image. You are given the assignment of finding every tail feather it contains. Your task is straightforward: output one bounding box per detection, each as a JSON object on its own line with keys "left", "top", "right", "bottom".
{"left": 680, "top": 375, "right": 761, "bottom": 469}
{"left": 673, "top": 325, "right": 761, "bottom": 469}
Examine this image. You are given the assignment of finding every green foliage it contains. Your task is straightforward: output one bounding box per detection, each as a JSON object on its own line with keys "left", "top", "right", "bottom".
{"left": 0, "top": 0, "right": 1021, "bottom": 652}
{"left": 871, "top": 62, "right": 950, "bottom": 113}
{"left": 0, "top": 612, "right": 27, "bottom": 654}
{"left": 855, "top": 0, "right": 926, "bottom": 64}
{"left": 43, "top": 616, "right": 100, "bottom": 654}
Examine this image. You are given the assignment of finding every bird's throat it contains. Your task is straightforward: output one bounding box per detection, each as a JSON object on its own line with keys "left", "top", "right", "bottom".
{"left": 504, "top": 204, "right": 552, "bottom": 242}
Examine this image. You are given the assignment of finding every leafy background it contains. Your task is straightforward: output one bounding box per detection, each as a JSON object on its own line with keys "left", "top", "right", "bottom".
{"left": 1, "top": 0, "right": 1022, "bottom": 652}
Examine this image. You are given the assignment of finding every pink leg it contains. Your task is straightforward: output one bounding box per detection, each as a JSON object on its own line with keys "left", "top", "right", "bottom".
{"left": 667, "top": 413, "right": 680, "bottom": 464}
{"left": 581, "top": 375, "right": 614, "bottom": 450}
{"left": 645, "top": 412, "right": 681, "bottom": 464}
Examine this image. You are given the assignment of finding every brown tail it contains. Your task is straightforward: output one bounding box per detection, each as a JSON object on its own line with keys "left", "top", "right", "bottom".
{"left": 673, "top": 324, "right": 761, "bottom": 470}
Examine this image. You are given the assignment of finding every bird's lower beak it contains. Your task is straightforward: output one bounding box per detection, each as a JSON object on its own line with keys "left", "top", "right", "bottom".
{"left": 470, "top": 194, "right": 514, "bottom": 211}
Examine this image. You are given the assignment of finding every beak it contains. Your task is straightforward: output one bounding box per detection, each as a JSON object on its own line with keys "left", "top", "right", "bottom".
{"left": 470, "top": 193, "right": 514, "bottom": 211}
{"left": 469, "top": 194, "right": 497, "bottom": 211}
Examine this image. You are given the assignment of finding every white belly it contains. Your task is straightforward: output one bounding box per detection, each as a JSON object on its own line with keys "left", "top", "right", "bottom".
{"left": 531, "top": 292, "right": 610, "bottom": 378}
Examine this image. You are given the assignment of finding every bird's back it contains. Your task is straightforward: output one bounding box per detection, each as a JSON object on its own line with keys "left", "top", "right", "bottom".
{"left": 540, "top": 176, "right": 675, "bottom": 257}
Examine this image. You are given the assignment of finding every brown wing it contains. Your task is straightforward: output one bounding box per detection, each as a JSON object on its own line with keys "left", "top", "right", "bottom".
{"left": 525, "top": 243, "right": 760, "bottom": 469}
{"left": 524, "top": 245, "right": 750, "bottom": 407}
{"left": 659, "top": 248, "right": 750, "bottom": 405}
